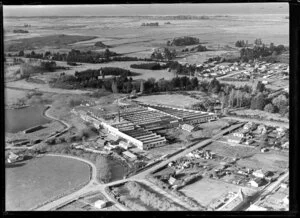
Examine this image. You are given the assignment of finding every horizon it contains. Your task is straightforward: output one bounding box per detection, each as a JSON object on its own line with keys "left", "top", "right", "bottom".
{"left": 3, "top": 3, "right": 288, "bottom": 17}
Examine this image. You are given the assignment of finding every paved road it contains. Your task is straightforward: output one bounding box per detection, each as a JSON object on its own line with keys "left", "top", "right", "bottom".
{"left": 223, "top": 116, "right": 289, "bottom": 128}
{"left": 35, "top": 122, "right": 245, "bottom": 211}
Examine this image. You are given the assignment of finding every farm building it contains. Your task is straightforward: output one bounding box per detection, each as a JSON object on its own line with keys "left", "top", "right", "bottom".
{"left": 168, "top": 176, "right": 177, "bottom": 185}
{"left": 118, "top": 141, "right": 132, "bottom": 150}
{"left": 94, "top": 200, "right": 107, "bottom": 209}
{"left": 181, "top": 124, "right": 195, "bottom": 132}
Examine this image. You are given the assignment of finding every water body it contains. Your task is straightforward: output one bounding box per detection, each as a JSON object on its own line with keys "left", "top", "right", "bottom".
{"left": 5, "top": 105, "right": 51, "bottom": 133}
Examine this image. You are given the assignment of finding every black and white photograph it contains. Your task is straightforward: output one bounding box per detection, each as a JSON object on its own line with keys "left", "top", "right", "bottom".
{"left": 2, "top": 2, "right": 294, "bottom": 212}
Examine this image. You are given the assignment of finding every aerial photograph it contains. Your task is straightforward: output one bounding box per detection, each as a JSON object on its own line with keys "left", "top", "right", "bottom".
{"left": 4, "top": 3, "right": 289, "bottom": 211}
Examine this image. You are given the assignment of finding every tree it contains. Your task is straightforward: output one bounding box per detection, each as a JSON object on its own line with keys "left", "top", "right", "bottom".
{"left": 254, "top": 38, "right": 262, "bottom": 46}
{"left": 272, "top": 94, "right": 288, "bottom": 114}
{"left": 191, "top": 77, "right": 199, "bottom": 89}
{"left": 140, "top": 80, "right": 144, "bottom": 93}
{"left": 251, "top": 92, "right": 266, "bottom": 110}
{"left": 18, "top": 50, "right": 25, "bottom": 57}
{"left": 264, "top": 103, "right": 275, "bottom": 113}
{"left": 256, "top": 81, "right": 265, "bottom": 93}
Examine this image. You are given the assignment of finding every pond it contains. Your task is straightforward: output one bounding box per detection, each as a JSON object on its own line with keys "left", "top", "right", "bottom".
{"left": 5, "top": 155, "right": 91, "bottom": 211}
{"left": 5, "top": 105, "right": 51, "bottom": 133}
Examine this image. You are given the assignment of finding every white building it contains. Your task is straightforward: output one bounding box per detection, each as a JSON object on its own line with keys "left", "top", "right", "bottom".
{"left": 94, "top": 200, "right": 107, "bottom": 209}
{"left": 181, "top": 124, "right": 195, "bottom": 132}
{"left": 122, "top": 151, "right": 137, "bottom": 161}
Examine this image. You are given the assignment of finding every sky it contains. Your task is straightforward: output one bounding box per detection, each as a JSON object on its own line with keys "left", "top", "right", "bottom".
{"left": 3, "top": 3, "right": 288, "bottom": 17}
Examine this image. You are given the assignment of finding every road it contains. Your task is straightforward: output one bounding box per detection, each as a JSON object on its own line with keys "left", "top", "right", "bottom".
{"left": 223, "top": 116, "right": 289, "bottom": 128}
{"left": 35, "top": 122, "right": 245, "bottom": 211}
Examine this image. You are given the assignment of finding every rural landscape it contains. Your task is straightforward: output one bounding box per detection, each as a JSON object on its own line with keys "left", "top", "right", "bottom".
{"left": 4, "top": 4, "right": 289, "bottom": 211}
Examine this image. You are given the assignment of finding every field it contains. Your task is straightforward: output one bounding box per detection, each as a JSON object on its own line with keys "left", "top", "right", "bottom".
{"left": 5, "top": 155, "right": 91, "bottom": 210}
{"left": 5, "top": 34, "right": 97, "bottom": 51}
{"left": 204, "top": 141, "right": 258, "bottom": 159}
{"left": 181, "top": 178, "right": 254, "bottom": 207}
{"left": 236, "top": 152, "right": 289, "bottom": 172}
{"left": 136, "top": 94, "right": 201, "bottom": 108}
{"left": 5, "top": 88, "right": 29, "bottom": 105}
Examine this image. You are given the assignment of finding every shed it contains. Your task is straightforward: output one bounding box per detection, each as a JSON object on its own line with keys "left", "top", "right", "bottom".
{"left": 249, "top": 178, "right": 265, "bottom": 187}
{"left": 168, "top": 176, "right": 177, "bottom": 185}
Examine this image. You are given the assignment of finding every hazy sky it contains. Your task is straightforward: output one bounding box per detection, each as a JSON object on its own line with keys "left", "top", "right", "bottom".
{"left": 3, "top": 3, "right": 288, "bottom": 17}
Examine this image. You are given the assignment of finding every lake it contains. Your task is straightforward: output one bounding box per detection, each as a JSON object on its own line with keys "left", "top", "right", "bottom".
{"left": 5, "top": 105, "right": 51, "bottom": 133}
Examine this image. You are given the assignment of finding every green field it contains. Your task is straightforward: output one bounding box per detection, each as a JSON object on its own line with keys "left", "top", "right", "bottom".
{"left": 5, "top": 155, "right": 91, "bottom": 210}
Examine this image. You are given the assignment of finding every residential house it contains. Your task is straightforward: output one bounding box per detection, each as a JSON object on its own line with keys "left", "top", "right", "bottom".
{"left": 168, "top": 176, "right": 177, "bottom": 185}
{"left": 94, "top": 200, "right": 107, "bottom": 209}
{"left": 249, "top": 178, "right": 265, "bottom": 187}
{"left": 252, "top": 169, "right": 270, "bottom": 178}
{"left": 246, "top": 204, "right": 268, "bottom": 211}
{"left": 227, "top": 135, "right": 243, "bottom": 144}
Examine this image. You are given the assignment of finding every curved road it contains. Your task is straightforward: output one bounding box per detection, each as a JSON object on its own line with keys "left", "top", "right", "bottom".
{"left": 35, "top": 122, "right": 245, "bottom": 211}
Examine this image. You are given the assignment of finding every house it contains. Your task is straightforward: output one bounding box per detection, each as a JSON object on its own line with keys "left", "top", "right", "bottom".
{"left": 281, "top": 142, "right": 289, "bottom": 149}
{"left": 246, "top": 204, "right": 268, "bottom": 211}
{"left": 227, "top": 135, "right": 242, "bottom": 144}
{"left": 281, "top": 183, "right": 289, "bottom": 189}
{"left": 243, "top": 122, "right": 256, "bottom": 130}
{"left": 168, "top": 176, "right": 177, "bottom": 185}
{"left": 119, "top": 141, "right": 132, "bottom": 150}
{"left": 249, "top": 178, "right": 265, "bottom": 187}
{"left": 94, "top": 200, "right": 107, "bottom": 209}
{"left": 252, "top": 169, "right": 270, "bottom": 178}
{"left": 257, "top": 124, "right": 267, "bottom": 134}
{"left": 122, "top": 151, "right": 137, "bottom": 161}
{"left": 260, "top": 147, "right": 269, "bottom": 153}
{"left": 7, "top": 152, "right": 22, "bottom": 163}
{"left": 181, "top": 124, "right": 195, "bottom": 132}
{"left": 283, "top": 196, "right": 289, "bottom": 205}
{"left": 233, "top": 132, "right": 245, "bottom": 138}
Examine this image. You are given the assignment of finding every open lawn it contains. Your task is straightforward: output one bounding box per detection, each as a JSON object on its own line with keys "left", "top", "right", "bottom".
{"left": 5, "top": 155, "right": 91, "bottom": 210}
{"left": 136, "top": 94, "right": 201, "bottom": 108}
{"left": 5, "top": 88, "right": 28, "bottom": 105}
{"left": 181, "top": 178, "right": 255, "bottom": 207}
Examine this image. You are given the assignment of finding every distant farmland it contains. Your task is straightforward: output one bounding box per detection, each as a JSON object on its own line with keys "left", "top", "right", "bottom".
{"left": 5, "top": 34, "right": 97, "bottom": 51}
{"left": 5, "top": 155, "right": 91, "bottom": 210}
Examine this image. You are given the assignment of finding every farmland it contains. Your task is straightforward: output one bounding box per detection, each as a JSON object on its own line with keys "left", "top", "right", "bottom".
{"left": 5, "top": 155, "right": 91, "bottom": 210}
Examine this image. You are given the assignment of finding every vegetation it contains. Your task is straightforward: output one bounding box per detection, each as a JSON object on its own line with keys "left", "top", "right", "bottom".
{"left": 96, "top": 155, "right": 112, "bottom": 183}
{"left": 94, "top": 41, "right": 109, "bottom": 48}
{"left": 190, "top": 44, "right": 208, "bottom": 52}
{"left": 123, "top": 181, "right": 184, "bottom": 210}
{"left": 130, "top": 62, "right": 169, "bottom": 70}
{"left": 235, "top": 40, "right": 248, "bottom": 47}
{"left": 240, "top": 40, "right": 287, "bottom": 62}
{"left": 13, "top": 29, "right": 29, "bottom": 33}
{"left": 151, "top": 48, "right": 176, "bottom": 61}
{"left": 141, "top": 22, "right": 159, "bottom": 26}
{"left": 168, "top": 36, "right": 200, "bottom": 46}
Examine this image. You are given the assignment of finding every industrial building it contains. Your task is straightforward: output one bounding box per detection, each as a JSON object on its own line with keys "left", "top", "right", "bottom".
{"left": 140, "top": 103, "right": 218, "bottom": 124}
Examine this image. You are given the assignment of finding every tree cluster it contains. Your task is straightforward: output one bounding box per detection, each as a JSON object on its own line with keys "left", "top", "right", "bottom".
{"left": 151, "top": 48, "right": 176, "bottom": 61}
{"left": 130, "top": 62, "right": 169, "bottom": 70}
{"left": 168, "top": 36, "right": 200, "bottom": 46}
{"left": 124, "top": 181, "right": 183, "bottom": 211}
